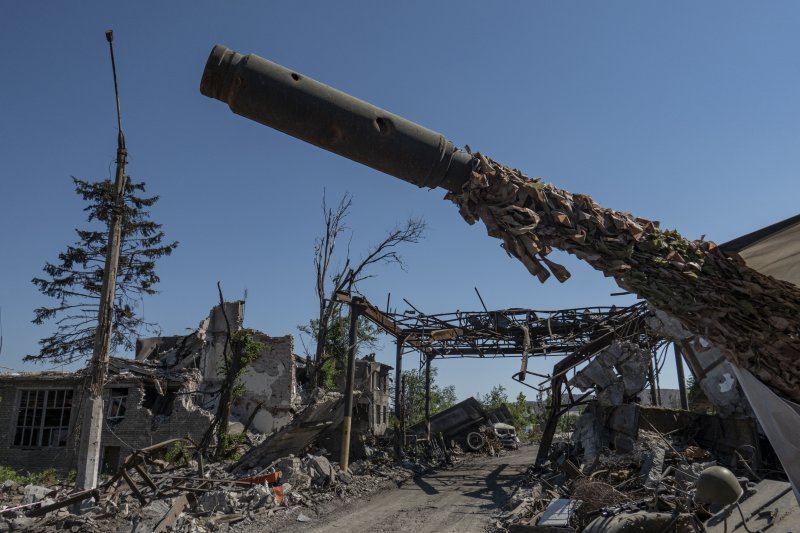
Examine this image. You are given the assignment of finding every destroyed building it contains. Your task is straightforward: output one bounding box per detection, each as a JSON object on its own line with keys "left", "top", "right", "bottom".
{"left": 135, "top": 301, "right": 298, "bottom": 436}
{"left": 0, "top": 301, "right": 391, "bottom": 475}
{"left": 335, "top": 354, "right": 392, "bottom": 437}
{"left": 0, "top": 358, "right": 210, "bottom": 475}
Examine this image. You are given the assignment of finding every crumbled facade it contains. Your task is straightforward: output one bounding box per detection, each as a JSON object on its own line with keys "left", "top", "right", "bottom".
{"left": 136, "top": 302, "right": 299, "bottom": 435}
{"left": 0, "top": 301, "right": 392, "bottom": 474}
{"left": 0, "top": 359, "right": 211, "bottom": 474}
{"left": 350, "top": 356, "right": 392, "bottom": 437}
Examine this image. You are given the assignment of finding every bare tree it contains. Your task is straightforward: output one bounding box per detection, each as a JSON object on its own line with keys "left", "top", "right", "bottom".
{"left": 308, "top": 191, "right": 426, "bottom": 381}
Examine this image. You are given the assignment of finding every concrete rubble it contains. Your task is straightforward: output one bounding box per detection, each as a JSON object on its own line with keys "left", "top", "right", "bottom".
{"left": 493, "top": 338, "right": 798, "bottom": 532}
{"left": 496, "top": 417, "right": 800, "bottom": 532}
{"left": 0, "top": 353, "right": 487, "bottom": 533}
{"left": 0, "top": 432, "right": 470, "bottom": 532}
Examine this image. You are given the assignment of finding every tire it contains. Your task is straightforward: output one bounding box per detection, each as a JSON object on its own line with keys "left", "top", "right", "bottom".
{"left": 466, "top": 431, "right": 485, "bottom": 452}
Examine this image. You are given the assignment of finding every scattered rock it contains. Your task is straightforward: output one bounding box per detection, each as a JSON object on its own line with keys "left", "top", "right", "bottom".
{"left": 196, "top": 490, "right": 231, "bottom": 514}
{"left": 307, "top": 455, "right": 335, "bottom": 485}
{"left": 7, "top": 516, "right": 35, "bottom": 531}
{"left": 131, "top": 499, "right": 171, "bottom": 533}
{"left": 274, "top": 456, "right": 311, "bottom": 490}
{"left": 22, "top": 484, "right": 53, "bottom": 504}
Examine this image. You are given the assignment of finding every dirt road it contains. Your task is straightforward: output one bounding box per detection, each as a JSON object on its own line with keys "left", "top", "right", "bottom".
{"left": 282, "top": 445, "right": 535, "bottom": 533}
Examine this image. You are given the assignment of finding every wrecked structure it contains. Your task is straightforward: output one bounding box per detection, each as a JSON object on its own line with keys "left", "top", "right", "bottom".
{"left": 0, "top": 359, "right": 210, "bottom": 475}
{"left": 7, "top": 40, "right": 799, "bottom": 532}
{"left": 199, "top": 46, "right": 800, "bottom": 530}
{"left": 135, "top": 301, "right": 299, "bottom": 435}
{"left": 0, "top": 301, "right": 391, "bottom": 475}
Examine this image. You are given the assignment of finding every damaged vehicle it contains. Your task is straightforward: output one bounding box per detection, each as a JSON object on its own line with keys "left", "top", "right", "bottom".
{"left": 493, "top": 423, "right": 520, "bottom": 450}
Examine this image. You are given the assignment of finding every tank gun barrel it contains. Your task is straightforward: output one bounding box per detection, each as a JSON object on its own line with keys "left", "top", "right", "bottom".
{"left": 200, "top": 45, "right": 474, "bottom": 192}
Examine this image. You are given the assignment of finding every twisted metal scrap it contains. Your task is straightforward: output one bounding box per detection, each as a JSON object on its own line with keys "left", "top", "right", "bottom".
{"left": 445, "top": 154, "right": 800, "bottom": 402}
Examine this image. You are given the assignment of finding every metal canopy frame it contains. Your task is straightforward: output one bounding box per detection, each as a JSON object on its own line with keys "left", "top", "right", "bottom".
{"left": 334, "top": 290, "right": 650, "bottom": 364}
{"left": 334, "top": 291, "right": 666, "bottom": 455}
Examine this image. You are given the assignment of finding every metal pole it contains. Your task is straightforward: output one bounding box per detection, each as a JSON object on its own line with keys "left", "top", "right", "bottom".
{"left": 400, "top": 375, "right": 407, "bottom": 451}
{"left": 394, "top": 336, "right": 404, "bottom": 458}
{"left": 647, "top": 358, "right": 658, "bottom": 406}
{"left": 674, "top": 343, "right": 689, "bottom": 410}
{"left": 425, "top": 356, "right": 432, "bottom": 441}
{"left": 75, "top": 30, "right": 128, "bottom": 495}
{"left": 340, "top": 300, "right": 361, "bottom": 472}
{"left": 653, "top": 349, "right": 662, "bottom": 406}
{"left": 534, "top": 376, "right": 563, "bottom": 466}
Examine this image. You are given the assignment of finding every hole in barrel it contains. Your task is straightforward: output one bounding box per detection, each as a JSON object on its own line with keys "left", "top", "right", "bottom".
{"left": 374, "top": 117, "right": 392, "bottom": 135}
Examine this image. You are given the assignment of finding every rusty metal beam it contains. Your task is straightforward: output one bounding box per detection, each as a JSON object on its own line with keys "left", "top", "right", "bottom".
{"left": 535, "top": 376, "right": 564, "bottom": 466}
{"left": 335, "top": 291, "right": 435, "bottom": 358}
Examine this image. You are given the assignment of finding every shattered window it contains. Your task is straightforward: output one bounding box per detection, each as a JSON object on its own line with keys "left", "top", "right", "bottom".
{"left": 13, "top": 389, "right": 73, "bottom": 447}
{"left": 107, "top": 387, "right": 128, "bottom": 422}
{"left": 382, "top": 405, "right": 387, "bottom": 424}
{"left": 142, "top": 385, "right": 176, "bottom": 416}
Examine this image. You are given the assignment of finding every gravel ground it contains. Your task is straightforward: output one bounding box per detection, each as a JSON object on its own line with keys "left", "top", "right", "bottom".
{"left": 249, "top": 445, "right": 536, "bottom": 533}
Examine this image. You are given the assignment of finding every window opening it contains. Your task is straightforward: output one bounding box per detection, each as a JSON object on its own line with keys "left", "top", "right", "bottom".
{"left": 13, "top": 389, "right": 73, "bottom": 447}
{"left": 142, "top": 385, "right": 177, "bottom": 415}
{"left": 107, "top": 387, "right": 128, "bottom": 422}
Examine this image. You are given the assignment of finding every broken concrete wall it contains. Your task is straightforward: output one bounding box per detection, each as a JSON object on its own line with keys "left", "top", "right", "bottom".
{"left": 229, "top": 333, "right": 296, "bottom": 434}
{"left": 196, "top": 301, "right": 243, "bottom": 382}
{"left": 136, "top": 302, "right": 301, "bottom": 436}
{"left": 646, "top": 307, "right": 750, "bottom": 417}
{"left": 99, "top": 372, "right": 213, "bottom": 471}
{"left": 568, "top": 341, "right": 650, "bottom": 407}
{"left": 571, "top": 401, "right": 641, "bottom": 461}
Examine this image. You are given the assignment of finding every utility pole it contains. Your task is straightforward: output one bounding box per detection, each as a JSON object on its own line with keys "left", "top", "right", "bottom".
{"left": 339, "top": 298, "right": 361, "bottom": 472}
{"left": 75, "top": 30, "right": 128, "bottom": 495}
{"left": 424, "top": 356, "right": 432, "bottom": 441}
{"left": 399, "top": 374, "right": 406, "bottom": 452}
{"left": 393, "top": 335, "right": 404, "bottom": 458}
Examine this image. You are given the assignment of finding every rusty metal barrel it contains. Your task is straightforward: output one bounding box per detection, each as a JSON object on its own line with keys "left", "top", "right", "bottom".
{"left": 200, "top": 45, "right": 474, "bottom": 192}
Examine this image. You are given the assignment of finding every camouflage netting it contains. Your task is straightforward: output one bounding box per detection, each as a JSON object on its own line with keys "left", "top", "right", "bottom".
{"left": 445, "top": 154, "right": 800, "bottom": 403}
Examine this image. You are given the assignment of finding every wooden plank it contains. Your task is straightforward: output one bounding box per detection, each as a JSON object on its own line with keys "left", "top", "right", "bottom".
{"left": 153, "top": 493, "right": 194, "bottom": 533}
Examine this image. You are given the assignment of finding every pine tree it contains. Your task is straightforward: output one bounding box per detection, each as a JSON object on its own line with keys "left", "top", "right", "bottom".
{"left": 28, "top": 176, "right": 178, "bottom": 365}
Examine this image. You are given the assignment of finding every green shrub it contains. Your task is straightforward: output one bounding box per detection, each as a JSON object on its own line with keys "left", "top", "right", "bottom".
{"left": 0, "top": 465, "right": 27, "bottom": 484}
{"left": 164, "top": 442, "right": 191, "bottom": 466}
{"left": 219, "top": 432, "right": 246, "bottom": 461}
{"left": 0, "top": 466, "right": 59, "bottom": 486}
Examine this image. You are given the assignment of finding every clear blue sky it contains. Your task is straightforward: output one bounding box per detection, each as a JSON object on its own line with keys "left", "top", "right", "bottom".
{"left": 1, "top": 2, "right": 798, "bottom": 401}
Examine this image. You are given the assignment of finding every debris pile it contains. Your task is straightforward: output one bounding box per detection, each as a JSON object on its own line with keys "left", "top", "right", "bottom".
{"left": 0, "top": 437, "right": 435, "bottom": 532}
{"left": 494, "top": 403, "right": 800, "bottom": 532}
{"left": 446, "top": 154, "right": 800, "bottom": 403}
{"left": 492, "top": 329, "right": 798, "bottom": 531}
